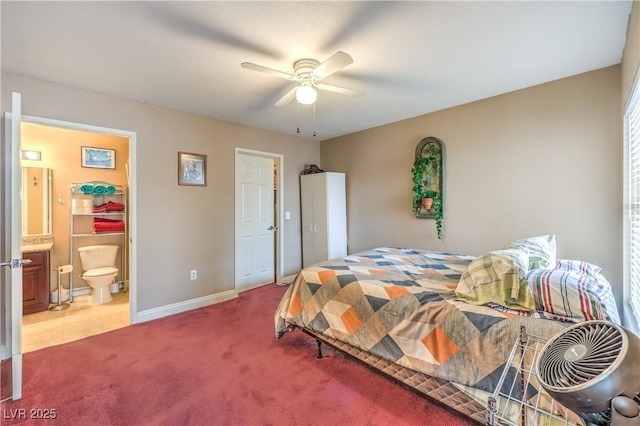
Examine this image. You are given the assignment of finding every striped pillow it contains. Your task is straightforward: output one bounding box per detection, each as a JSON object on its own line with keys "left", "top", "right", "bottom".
{"left": 555, "top": 258, "right": 601, "bottom": 278}
{"left": 591, "top": 273, "right": 621, "bottom": 324}
{"left": 503, "top": 235, "right": 556, "bottom": 269}
{"left": 526, "top": 269, "right": 611, "bottom": 322}
{"left": 456, "top": 249, "right": 535, "bottom": 311}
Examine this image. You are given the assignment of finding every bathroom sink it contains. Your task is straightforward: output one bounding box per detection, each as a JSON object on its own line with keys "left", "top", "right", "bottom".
{"left": 21, "top": 235, "right": 53, "bottom": 252}
{"left": 22, "top": 243, "right": 53, "bottom": 252}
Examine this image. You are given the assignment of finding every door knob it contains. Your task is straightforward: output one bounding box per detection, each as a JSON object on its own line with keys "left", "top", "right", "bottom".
{"left": 267, "top": 225, "right": 277, "bottom": 231}
{"left": 1, "top": 258, "right": 31, "bottom": 268}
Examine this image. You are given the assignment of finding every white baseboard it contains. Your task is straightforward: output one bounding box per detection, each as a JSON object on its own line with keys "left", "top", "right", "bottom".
{"left": 71, "top": 286, "right": 91, "bottom": 297}
{"left": 133, "top": 290, "right": 237, "bottom": 324}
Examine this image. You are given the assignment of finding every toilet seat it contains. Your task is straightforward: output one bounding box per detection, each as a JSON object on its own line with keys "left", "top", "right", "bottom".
{"left": 82, "top": 266, "right": 118, "bottom": 278}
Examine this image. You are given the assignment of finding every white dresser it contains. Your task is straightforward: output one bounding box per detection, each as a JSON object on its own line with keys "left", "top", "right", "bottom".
{"left": 300, "top": 172, "right": 347, "bottom": 268}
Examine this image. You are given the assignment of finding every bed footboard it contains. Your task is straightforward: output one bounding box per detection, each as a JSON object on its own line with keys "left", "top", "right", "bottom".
{"left": 301, "top": 327, "right": 486, "bottom": 425}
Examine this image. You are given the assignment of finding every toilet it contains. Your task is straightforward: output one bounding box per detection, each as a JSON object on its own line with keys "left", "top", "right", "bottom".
{"left": 78, "top": 244, "right": 119, "bottom": 304}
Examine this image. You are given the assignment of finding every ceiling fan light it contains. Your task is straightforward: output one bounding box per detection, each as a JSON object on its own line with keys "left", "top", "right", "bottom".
{"left": 296, "top": 85, "right": 317, "bottom": 105}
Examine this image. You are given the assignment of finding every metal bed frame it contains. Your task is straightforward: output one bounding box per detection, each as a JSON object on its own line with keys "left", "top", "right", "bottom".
{"left": 301, "top": 326, "right": 582, "bottom": 426}
{"left": 301, "top": 327, "right": 487, "bottom": 424}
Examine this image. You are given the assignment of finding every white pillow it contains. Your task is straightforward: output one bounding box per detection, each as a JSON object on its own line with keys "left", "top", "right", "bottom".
{"left": 503, "top": 235, "right": 556, "bottom": 269}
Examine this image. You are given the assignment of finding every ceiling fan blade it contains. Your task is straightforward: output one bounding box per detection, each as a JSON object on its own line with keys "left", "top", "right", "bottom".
{"left": 316, "top": 83, "right": 364, "bottom": 97}
{"left": 274, "top": 86, "right": 298, "bottom": 107}
{"left": 312, "top": 51, "right": 353, "bottom": 79}
{"left": 241, "top": 62, "right": 295, "bottom": 81}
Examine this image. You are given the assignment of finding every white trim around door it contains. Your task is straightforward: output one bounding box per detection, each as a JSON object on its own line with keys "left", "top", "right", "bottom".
{"left": 234, "top": 148, "right": 284, "bottom": 289}
{"left": 18, "top": 114, "right": 138, "bottom": 325}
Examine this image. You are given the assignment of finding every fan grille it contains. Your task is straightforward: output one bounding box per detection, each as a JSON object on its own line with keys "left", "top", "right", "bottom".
{"left": 538, "top": 322, "right": 624, "bottom": 390}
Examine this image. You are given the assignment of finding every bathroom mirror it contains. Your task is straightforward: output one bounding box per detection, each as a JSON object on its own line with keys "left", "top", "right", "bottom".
{"left": 21, "top": 167, "right": 52, "bottom": 235}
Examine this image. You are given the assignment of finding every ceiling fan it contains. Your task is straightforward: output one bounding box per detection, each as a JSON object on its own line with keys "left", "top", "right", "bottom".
{"left": 241, "top": 51, "right": 364, "bottom": 106}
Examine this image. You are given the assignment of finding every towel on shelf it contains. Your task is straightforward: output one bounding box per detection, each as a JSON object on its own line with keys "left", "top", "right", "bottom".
{"left": 93, "top": 217, "right": 125, "bottom": 233}
{"left": 92, "top": 201, "right": 125, "bottom": 213}
{"left": 93, "top": 218, "right": 125, "bottom": 226}
{"left": 79, "top": 183, "right": 94, "bottom": 194}
{"left": 93, "top": 185, "right": 107, "bottom": 196}
{"left": 106, "top": 185, "right": 117, "bottom": 195}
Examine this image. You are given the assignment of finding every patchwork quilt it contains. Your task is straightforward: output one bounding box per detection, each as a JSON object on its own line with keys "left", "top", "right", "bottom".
{"left": 275, "top": 247, "right": 570, "bottom": 393}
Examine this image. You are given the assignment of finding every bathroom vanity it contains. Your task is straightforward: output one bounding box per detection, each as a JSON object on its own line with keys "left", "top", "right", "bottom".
{"left": 22, "top": 247, "right": 50, "bottom": 315}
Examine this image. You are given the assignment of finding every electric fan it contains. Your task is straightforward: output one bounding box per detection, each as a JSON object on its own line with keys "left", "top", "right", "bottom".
{"left": 536, "top": 321, "right": 640, "bottom": 426}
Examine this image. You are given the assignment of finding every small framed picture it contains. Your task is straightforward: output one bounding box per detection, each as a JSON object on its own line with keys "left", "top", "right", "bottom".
{"left": 81, "top": 146, "right": 116, "bottom": 169}
{"left": 178, "top": 151, "right": 207, "bottom": 186}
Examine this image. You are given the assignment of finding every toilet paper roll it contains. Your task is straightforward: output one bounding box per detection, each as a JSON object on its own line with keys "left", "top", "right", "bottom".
{"left": 57, "top": 265, "right": 73, "bottom": 274}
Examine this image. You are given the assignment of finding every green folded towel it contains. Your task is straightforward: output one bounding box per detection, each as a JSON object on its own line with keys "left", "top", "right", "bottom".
{"left": 93, "top": 185, "right": 106, "bottom": 196}
{"left": 106, "top": 185, "right": 116, "bottom": 195}
{"left": 79, "top": 183, "right": 94, "bottom": 195}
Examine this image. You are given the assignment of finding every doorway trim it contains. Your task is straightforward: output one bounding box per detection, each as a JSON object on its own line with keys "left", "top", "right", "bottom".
{"left": 234, "top": 148, "right": 284, "bottom": 287}
{"left": 18, "top": 114, "right": 137, "bottom": 323}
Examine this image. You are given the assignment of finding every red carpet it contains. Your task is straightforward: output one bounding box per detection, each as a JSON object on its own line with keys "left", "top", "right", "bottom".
{"left": 1, "top": 284, "right": 477, "bottom": 425}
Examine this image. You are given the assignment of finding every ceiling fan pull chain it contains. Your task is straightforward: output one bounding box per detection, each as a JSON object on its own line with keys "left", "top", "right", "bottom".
{"left": 313, "top": 103, "right": 316, "bottom": 137}
{"left": 296, "top": 102, "right": 300, "bottom": 134}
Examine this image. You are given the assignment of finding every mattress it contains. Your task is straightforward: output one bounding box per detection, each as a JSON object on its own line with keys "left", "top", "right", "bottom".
{"left": 275, "top": 247, "right": 616, "bottom": 424}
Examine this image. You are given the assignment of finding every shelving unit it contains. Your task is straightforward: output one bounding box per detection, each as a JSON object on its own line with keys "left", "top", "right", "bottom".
{"left": 69, "top": 181, "right": 127, "bottom": 302}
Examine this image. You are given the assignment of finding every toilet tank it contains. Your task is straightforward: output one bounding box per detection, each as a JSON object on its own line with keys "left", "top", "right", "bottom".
{"left": 78, "top": 244, "right": 119, "bottom": 270}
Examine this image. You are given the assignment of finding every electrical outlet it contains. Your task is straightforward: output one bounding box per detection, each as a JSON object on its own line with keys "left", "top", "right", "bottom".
{"left": 190, "top": 270, "right": 197, "bottom": 280}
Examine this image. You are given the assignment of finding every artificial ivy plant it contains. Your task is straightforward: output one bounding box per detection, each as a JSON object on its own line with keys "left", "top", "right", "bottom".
{"left": 411, "top": 144, "right": 443, "bottom": 239}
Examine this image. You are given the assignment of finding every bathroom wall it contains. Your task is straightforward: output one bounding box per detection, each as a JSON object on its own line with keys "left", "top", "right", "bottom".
{"left": 20, "top": 122, "right": 129, "bottom": 293}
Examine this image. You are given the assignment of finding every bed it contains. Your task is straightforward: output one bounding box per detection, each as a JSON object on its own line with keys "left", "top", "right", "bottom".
{"left": 275, "top": 239, "right": 620, "bottom": 424}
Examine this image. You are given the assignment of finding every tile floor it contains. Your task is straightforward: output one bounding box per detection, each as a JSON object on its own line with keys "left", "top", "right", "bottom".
{"left": 22, "top": 291, "right": 130, "bottom": 353}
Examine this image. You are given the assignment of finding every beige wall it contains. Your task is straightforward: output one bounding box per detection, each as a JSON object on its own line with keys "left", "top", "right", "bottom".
{"left": 2, "top": 72, "right": 320, "bottom": 314}
{"left": 21, "top": 123, "right": 129, "bottom": 293}
{"left": 622, "top": 1, "right": 639, "bottom": 104}
{"left": 322, "top": 66, "right": 623, "bottom": 309}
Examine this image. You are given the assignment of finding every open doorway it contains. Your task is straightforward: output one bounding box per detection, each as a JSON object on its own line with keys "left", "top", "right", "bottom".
{"left": 19, "top": 118, "right": 136, "bottom": 353}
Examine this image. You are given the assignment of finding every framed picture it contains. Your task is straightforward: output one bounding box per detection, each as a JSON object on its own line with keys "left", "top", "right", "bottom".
{"left": 81, "top": 146, "right": 116, "bottom": 169}
{"left": 178, "top": 151, "right": 207, "bottom": 186}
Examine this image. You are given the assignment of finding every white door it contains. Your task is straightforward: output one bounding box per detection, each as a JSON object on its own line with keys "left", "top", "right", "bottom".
{"left": 301, "top": 174, "right": 328, "bottom": 268}
{"left": 1, "top": 92, "right": 25, "bottom": 400}
{"left": 235, "top": 153, "right": 275, "bottom": 292}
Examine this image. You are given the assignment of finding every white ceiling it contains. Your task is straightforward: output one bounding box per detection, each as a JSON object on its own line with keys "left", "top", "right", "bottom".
{"left": 1, "top": 1, "right": 632, "bottom": 141}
